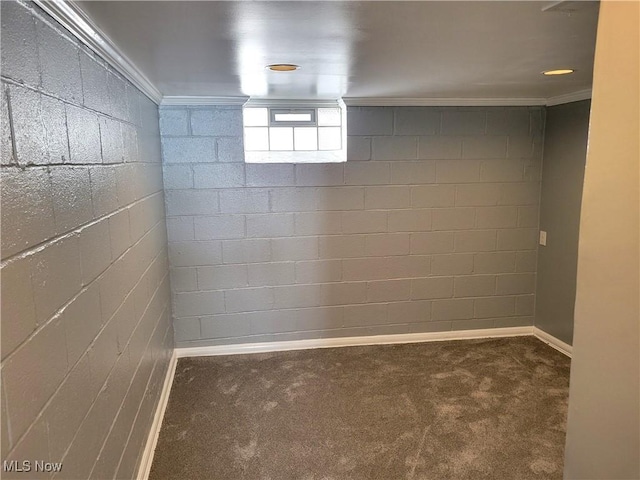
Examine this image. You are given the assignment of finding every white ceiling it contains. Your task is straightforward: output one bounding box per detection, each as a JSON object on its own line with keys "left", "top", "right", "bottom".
{"left": 76, "top": 1, "right": 599, "bottom": 102}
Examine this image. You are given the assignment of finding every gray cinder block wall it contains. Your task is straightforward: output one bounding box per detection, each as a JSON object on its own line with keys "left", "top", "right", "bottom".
{"left": 161, "top": 105, "right": 544, "bottom": 347}
{"left": 0, "top": 1, "right": 173, "bottom": 478}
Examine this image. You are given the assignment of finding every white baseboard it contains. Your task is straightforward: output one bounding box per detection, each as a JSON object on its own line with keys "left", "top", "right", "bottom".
{"left": 175, "top": 326, "right": 534, "bottom": 358}
{"left": 533, "top": 327, "right": 573, "bottom": 357}
{"left": 137, "top": 351, "right": 177, "bottom": 480}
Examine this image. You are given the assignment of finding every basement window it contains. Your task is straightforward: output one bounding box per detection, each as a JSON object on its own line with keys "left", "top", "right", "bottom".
{"left": 243, "top": 102, "right": 346, "bottom": 163}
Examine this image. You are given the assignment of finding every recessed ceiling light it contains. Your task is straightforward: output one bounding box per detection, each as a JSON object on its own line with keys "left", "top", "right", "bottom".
{"left": 266, "top": 64, "right": 300, "bottom": 72}
{"left": 542, "top": 69, "right": 575, "bottom": 76}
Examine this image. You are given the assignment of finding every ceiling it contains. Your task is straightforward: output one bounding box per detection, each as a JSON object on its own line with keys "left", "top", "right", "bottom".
{"left": 76, "top": 1, "right": 600, "bottom": 102}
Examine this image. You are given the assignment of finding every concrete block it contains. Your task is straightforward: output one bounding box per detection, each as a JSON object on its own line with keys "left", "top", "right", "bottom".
{"left": 476, "top": 206, "right": 518, "bottom": 229}
{"left": 272, "top": 236, "right": 319, "bottom": 261}
{"left": 367, "top": 279, "right": 411, "bottom": 302}
{"left": 432, "top": 298, "right": 474, "bottom": 320}
{"left": 454, "top": 230, "right": 497, "bottom": 252}
{"left": 194, "top": 215, "right": 245, "bottom": 240}
{"left": 507, "top": 135, "right": 535, "bottom": 159}
{"left": 454, "top": 275, "right": 496, "bottom": 297}
{"left": 295, "top": 259, "right": 342, "bottom": 284}
{"left": 346, "top": 136, "right": 371, "bottom": 161}
{"left": 496, "top": 273, "right": 536, "bottom": 295}
{"left": 30, "top": 235, "right": 82, "bottom": 323}
{"left": 316, "top": 187, "right": 365, "bottom": 210}
{"left": 0, "top": 0, "right": 40, "bottom": 86}
{"left": 474, "top": 296, "right": 515, "bottom": 318}
{"left": 66, "top": 104, "right": 102, "bottom": 164}
{"left": 99, "top": 117, "right": 124, "bottom": 164}
{"left": 221, "top": 239, "right": 269, "bottom": 264}
{"left": 246, "top": 213, "right": 294, "bottom": 238}
{"left": 225, "top": 287, "right": 274, "bottom": 313}
{"left": 79, "top": 219, "right": 112, "bottom": 284}
{"left": 365, "top": 233, "right": 410, "bottom": 256}
{"left": 418, "top": 136, "right": 462, "bottom": 159}
{"left": 295, "top": 164, "right": 344, "bottom": 186}
{"left": 394, "top": 107, "right": 440, "bottom": 135}
{"left": 190, "top": 108, "right": 243, "bottom": 136}
{"left": 410, "top": 232, "right": 454, "bottom": 254}
{"left": 80, "top": 53, "right": 111, "bottom": 114}
{"left": 219, "top": 189, "right": 269, "bottom": 214}
{"left": 193, "top": 164, "right": 245, "bottom": 188}
{"left": 200, "top": 314, "right": 251, "bottom": 339}
{"left": 50, "top": 166, "right": 93, "bottom": 234}
{"left": 517, "top": 206, "right": 539, "bottom": 228}
{"left": 372, "top": 136, "right": 418, "bottom": 161}
{"left": 341, "top": 210, "right": 387, "bottom": 234}
{"left": 109, "top": 209, "right": 131, "bottom": 260}
{"left": 170, "top": 241, "right": 222, "bottom": 266}
{"left": 516, "top": 294, "right": 535, "bottom": 316}
{"left": 170, "top": 267, "right": 197, "bottom": 292}
{"left": 294, "top": 211, "right": 342, "bottom": 235}
{"left": 2, "top": 317, "right": 68, "bottom": 442}
{"left": 270, "top": 187, "right": 318, "bottom": 212}
{"left": 319, "top": 235, "right": 365, "bottom": 259}
{"left": 391, "top": 161, "right": 436, "bottom": 184}
{"left": 411, "top": 185, "right": 455, "bottom": 207}
{"left": 493, "top": 316, "right": 534, "bottom": 328}
{"left": 347, "top": 107, "right": 393, "bottom": 136}
{"left": 388, "top": 209, "right": 432, "bottom": 232}
{"left": 1, "top": 86, "right": 13, "bottom": 166}
{"left": 435, "top": 160, "right": 481, "bottom": 183}
{"left": 365, "top": 186, "right": 410, "bottom": 209}
{"left": 249, "top": 310, "right": 298, "bottom": 334}
{"left": 411, "top": 277, "right": 454, "bottom": 300}
{"left": 485, "top": 108, "right": 531, "bottom": 136}
{"left": 455, "top": 184, "right": 501, "bottom": 206}
{"left": 159, "top": 108, "right": 189, "bottom": 136}
{"left": 273, "top": 284, "right": 322, "bottom": 309}
{"left": 474, "top": 252, "right": 516, "bottom": 274}
{"left": 247, "top": 163, "right": 295, "bottom": 186}
{"left": 499, "top": 183, "right": 540, "bottom": 206}
{"left": 3, "top": 418, "right": 50, "bottom": 479}
{"left": 121, "top": 124, "right": 138, "bottom": 163}
{"left": 0, "top": 258, "right": 37, "bottom": 360}
{"left": 165, "top": 188, "right": 220, "bottom": 217}
{"left": 248, "top": 262, "right": 295, "bottom": 286}
{"left": 174, "top": 291, "right": 225, "bottom": 316}
{"left": 8, "top": 85, "right": 47, "bottom": 166}
{"left": 106, "top": 71, "right": 128, "bottom": 121}
{"left": 462, "top": 136, "right": 507, "bottom": 159}
{"left": 126, "top": 85, "right": 141, "bottom": 127}
{"left": 344, "top": 162, "right": 390, "bottom": 185}
{"left": 174, "top": 318, "right": 202, "bottom": 341}
{"left": 480, "top": 159, "right": 524, "bottom": 182}
{"left": 497, "top": 228, "right": 538, "bottom": 250}
{"left": 41, "top": 95, "right": 70, "bottom": 165}
{"left": 1, "top": 167, "right": 56, "bottom": 258}
{"left": 89, "top": 166, "right": 119, "bottom": 218}
{"left": 441, "top": 110, "right": 486, "bottom": 135}
{"left": 217, "top": 137, "right": 244, "bottom": 162}
{"left": 62, "top": 285, "right": 102, "bottom": 366}
{"left": 387, "top": 300, "right": 431, "bottom": 324}
{"left": 321, "top": 281, "right": 367, "bottom": 305}
{"left": 343, "top": 303, "right": 388, "bottom": 327}
{"left": 432, "top": 208, "right": 476, "bottom": 230}
{"left": 431, "top": 254, "right": 474, "bottom": 275}
{"left": 163, "top": 164, "right": 193, "bottom": 190}
{"left": 162, "top": 137, "right": 215, "bottom": 164}
{"left": 198, "top": 264, "right": 249, "bottom": 289}
{"left": 516, "top": 251, "right": 537, "bottom": 272}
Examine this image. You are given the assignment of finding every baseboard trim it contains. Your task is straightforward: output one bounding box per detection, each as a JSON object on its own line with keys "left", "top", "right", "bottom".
{"left": 175, "top": 326, "right": 534, "bottom": 358}
{"left": 533, "top": 327, "right": 573, "bottom": 357}
{"left": 137, "top": 351, "right": 177, "bottom": 480}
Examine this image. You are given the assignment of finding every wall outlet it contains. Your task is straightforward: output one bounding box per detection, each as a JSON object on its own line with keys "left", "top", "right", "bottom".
{"left": 539, "top": 230, "right": 547, "bottom": 246}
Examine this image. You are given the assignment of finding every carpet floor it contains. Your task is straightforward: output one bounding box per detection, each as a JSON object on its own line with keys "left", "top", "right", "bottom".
{"left": 149, "top": 336, "right": 570, "bottom": 480}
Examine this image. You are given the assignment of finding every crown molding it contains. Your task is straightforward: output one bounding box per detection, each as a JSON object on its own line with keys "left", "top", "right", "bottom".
{"left": 33, "top": 0, "right": 163, "bottom": 104}
{"left": 546, "top": 89, "right": 592, "bottom": 106}
{"left": 342, "top": 97, "right": 548, "bottom": 107}
{"left": 161, "top": 96, "right": 249, "bottom": 106}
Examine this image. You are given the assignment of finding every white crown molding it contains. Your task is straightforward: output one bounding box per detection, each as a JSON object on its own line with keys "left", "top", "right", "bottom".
{"left": 545, "top": 89, "right": 592, "bottom": 106}
{"left": 33, "top": 0, "right": 163, "bottom": 104}
{"left": 161, "top": 96, "right": 249, "bottom": 107}
{"left": 533, "top": 327, "right": 573, "bottom": 357}
{"left": 342, "top": 97, "right": 548, "bottom": 107}
{"left": 175, "top": 326, "right": 534, "bottom": 358}
{"left": 138, "top": 351, "right": 177, "bottom": 480}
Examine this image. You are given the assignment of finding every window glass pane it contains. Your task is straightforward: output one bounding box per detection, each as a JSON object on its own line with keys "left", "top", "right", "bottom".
{"left": 244, "top": 127, "right": 269, "bottom": 151}
{"left": 243, "top": 108, "right": 268, "bottom": 127}
{"left": 294, "top": 127, "right": 318, "bottom": 151}
{"left": 318, "top": 108, "right": 341, "bottom": 126}
{"left": 269, "top": 127, "right": 294, "bottom": 150}
{"left": 318, "top": 127, "right": 342, "bottom": 150}
{"left": 274, "top": 113, "right": 312, "bottom": 122}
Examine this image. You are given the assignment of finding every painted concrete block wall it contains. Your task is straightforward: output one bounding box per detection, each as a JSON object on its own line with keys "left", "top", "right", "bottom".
{"left": 535, "top": 100, "right": 590, "bottom": 345}
{"left": 0, "top": 1, "right": 173, "bottom": 478}
{"left": 161, "top": 105, "right": 544, "bottom": 347}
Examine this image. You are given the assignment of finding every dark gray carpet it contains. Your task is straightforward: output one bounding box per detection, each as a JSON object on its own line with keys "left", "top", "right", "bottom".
{"left": 149, "top": 336, "right": 570, "bottom": 480}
